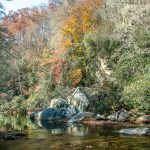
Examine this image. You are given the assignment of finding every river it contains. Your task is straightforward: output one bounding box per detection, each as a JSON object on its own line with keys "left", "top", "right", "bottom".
{"left": 0, "top": 114, "right": 150, "bottom": 150}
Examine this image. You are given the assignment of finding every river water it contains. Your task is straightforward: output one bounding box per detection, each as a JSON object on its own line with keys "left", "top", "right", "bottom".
{"left": 0, "top": 114, "right": 150, "bottom": 150}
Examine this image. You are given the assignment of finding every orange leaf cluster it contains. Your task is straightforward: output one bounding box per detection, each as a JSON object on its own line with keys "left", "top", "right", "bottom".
{"left": 3, "top": 7, "right": 47, "bottom": 35}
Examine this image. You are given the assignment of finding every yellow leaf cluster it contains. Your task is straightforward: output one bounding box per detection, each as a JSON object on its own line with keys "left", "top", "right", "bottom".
{"left": 69, "top": 68, "right": 83, "bottom": 86}
{"left": 61, "top": 0, "right": 101, "bottom": 49}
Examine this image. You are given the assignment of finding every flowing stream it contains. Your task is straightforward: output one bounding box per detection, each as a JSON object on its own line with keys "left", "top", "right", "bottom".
{"left": 0, "top": 114, "right": 150, "bottom": 150}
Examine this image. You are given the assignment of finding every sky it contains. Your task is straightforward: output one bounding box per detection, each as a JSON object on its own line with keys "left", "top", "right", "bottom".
{"left": 2, "top": 0, "right": 49, "bottom": 13}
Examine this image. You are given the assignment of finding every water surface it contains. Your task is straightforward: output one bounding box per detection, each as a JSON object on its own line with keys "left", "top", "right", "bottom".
{"left": 0, "top": 114, "right": 150, "bottom": 150}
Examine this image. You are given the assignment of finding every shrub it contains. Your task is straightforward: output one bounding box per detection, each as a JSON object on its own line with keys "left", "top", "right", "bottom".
{"left": 122, "top": 73, "right": 150, "bottom": 114}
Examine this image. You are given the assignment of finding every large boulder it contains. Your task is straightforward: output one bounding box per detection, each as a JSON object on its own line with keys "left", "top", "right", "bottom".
{"left": 67, "top": 87, "right": 90, "bottom": 112}
{"left": 119, "top": 128, "right": 150, "bottom": 135}
{"left": 107, "top": 109, "right": 130, "bottom": 122}
{"left": 35, "top": 108, "right": 66, "bottom": 121}
{"left": 136, "top": 115, "right": 150, "bottom": 124}
{"left": 33, "top": 106, "right": 79, "bottom": 121}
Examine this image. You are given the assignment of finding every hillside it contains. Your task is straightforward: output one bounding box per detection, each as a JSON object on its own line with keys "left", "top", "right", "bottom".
{"left": 0, "top": 0, "right": 149, "bottom": 115}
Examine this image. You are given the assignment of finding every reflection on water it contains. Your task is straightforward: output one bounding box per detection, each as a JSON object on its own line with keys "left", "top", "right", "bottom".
{"left": 0, "top": 114, "right": 150, "bottom": 150}
{"left": 32, "top": 119, "right": 89, "bottom": 136}
{"left": 0, "top": 114, "right": 38, "bottom": 131}
{"left": 0, "top": 114, "right": 88, "bottom": 136}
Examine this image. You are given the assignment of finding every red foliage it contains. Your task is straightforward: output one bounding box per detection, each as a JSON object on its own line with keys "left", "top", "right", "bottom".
{"left": 3, "top": 7, "right": 47, "bottom": 35}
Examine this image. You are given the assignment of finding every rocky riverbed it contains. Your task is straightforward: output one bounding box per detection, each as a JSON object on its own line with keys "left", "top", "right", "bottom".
{"left": 0, "top": 87, "right": 150, "bottom": 142}
{"left": 28, "top": 87, "right": 150, "bottom": 136}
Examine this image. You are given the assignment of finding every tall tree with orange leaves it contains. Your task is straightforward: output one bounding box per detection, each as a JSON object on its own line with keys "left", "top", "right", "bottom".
{"left": 61, "top": 0, "right": 102, "bottom": 86}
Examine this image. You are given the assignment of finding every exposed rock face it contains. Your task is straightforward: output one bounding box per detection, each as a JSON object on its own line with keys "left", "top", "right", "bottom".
{"left": 119, "top": 128, "right": 150, "bottom": 135}
{"left": 67, "top": 87, "right": 90, "bottom": 112}
{"left": 107, "top": 109, "right": 130, "bottom": 122}
{"left": 136, "top": 115, "right": 150, "bottom": 124}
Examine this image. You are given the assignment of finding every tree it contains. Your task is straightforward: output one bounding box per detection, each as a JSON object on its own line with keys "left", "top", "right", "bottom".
{"left": 61, "top": 0, "right": 102, "bottom": 86}
{"left": 0, "top": 0, "right": 14, "bottom": 102}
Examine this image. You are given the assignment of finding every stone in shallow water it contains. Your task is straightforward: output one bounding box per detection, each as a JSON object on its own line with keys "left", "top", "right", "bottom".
{"left": 3, "top": 134, "right": 16, "bottom": 140}
{"left": 119, "top": 128, "right": 150, "bottom": 135}
{"left": 69, "top": 113, "right": 85, "bottom": 123}
{"left": 107, "top": 109, "right": 130, "bottom": 122}
{"left": 68, "top": 112, "right": 95, "bottom": 123}
{"left": 30, "top": 104, "right": 79, "bottom": 121}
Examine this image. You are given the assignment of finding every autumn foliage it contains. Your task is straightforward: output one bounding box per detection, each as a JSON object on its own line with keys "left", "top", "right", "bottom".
{"left": 61, "top": 0, "right": 101, "bottom": 86}
{"left": 3, "top": 8, "right": 45, "bottom": 35}
{"left": 61, "top": 0, "right": 101, "bottom": 49}
{"left": 1, "top": 0, "right": 150, "bottom": 114}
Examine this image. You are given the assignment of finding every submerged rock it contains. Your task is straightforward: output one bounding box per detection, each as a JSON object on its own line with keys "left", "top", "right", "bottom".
{"left": 67, "top": 87, "right": 90, "bottom": 112}
{"left": 107, "top": 109, "right": 130, "bottom": 122}
{"left": 3, "top": 134, "right": 16, "bottom": 140}
{"left": 119, "top": 128, "right": 150, "bottom": 135}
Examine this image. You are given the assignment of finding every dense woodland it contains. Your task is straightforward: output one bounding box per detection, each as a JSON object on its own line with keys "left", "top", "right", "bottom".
{"left": 0, "top": 0, "right": 150, "bottom": 114}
